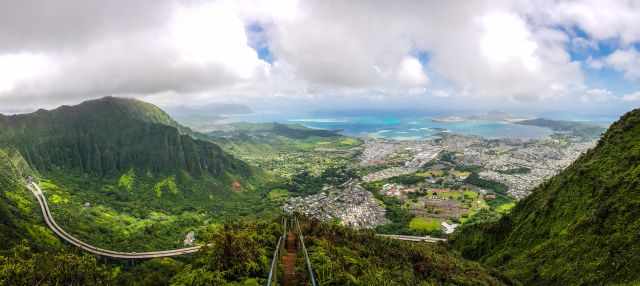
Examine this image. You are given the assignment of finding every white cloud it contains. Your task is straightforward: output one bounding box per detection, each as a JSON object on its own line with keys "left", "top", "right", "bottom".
{"left": 261, "top": 1, "right": 584, "bottom": 102}
{"left": 0, "top": 0, "right": 638, "bottom": 114}
{"left": 622, "top": 91, "right": 640, "bottom": 102}
{"left": 586, "top": 56, "right": 604, "bottom": 69}
{"left": 169, "top": 1, "right": 266, "bottom": 79}
{"left": 0, "top": 1, "right": 270, "bottom": 109}
{"left": 581, "top": 88, "right": 614, "bottom": 103}
{"left": 545, "top": 0, "right": 640, "bottom": 44}
{"left": 0, "top": 53, "right": 54, "bottom": 93}
{"left": 431, "top": 90, "right": 451, "bottom": 98}
{"left": 480, "top": 12, "right": 539, "bottom": 71}
{"left": 571, "top": 37, "right": 598, "bottom": 51}
{"left": 396, "top": 57, "right": 429, "bottom": 87}
{"left": 602, "top": 48, "right": 640, "bottom": 80}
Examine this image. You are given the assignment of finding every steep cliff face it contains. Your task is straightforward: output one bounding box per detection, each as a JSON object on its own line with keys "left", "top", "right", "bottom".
{"left": 452, "top": 109, "right": 640, "bottom": 285}
{"left": 0, "top": 97, "right": 251, "bottom": 177}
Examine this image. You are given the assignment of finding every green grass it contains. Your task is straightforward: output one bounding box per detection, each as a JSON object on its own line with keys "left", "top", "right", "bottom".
{"left": 495, "top": 202, "right": 515, "bottom": 214}
{"left": 267, "top": 188, "right": 289, "bottom": 202}
{"left": 463, "top": 191, "right": 478, "bottom": 200}
{"left": 486, "top": 193, "right": 514, "bottom": 209}
{"left": 409, "top": 217, "right": 441, "bottom": 232}
{"left": 339, "top": 137, "right": 360, "bottom": 146}
{"left": 460, "top": 197, "right": 490, "bottom": 224}
{"left": 427, "top": 190, "right": 463, "bottom": 200}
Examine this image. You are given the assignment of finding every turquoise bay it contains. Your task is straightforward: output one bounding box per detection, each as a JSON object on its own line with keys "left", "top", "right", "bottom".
{"left": 228, "top": 112, "right": 555, "bottom": 140}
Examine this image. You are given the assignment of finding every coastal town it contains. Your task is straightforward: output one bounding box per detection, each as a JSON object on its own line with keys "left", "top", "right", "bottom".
{"left": 441, "top": 133, "right": 596, "bottom": 198}
{"left": 359, "top": 132, "right": 596, "bottom": 198}
{"left": 212, "top": 119, "right": 599, "bottom": 235}
{"left": 283, "top": 129, "right": 597, "bottom": 235}
{"left": 283, "top": 181, "right": 388, "bottom": 229}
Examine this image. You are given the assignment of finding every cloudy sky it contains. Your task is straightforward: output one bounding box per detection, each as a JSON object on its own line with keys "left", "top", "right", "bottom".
{"left": 0, "top": 0, "right": 639, "bottom": 116}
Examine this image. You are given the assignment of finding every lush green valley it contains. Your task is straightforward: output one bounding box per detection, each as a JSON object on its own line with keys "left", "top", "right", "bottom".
{"left": 209, "top": 122, "right": 362, "bottom": 179}
{"left": 0, "top": 97, "right": 516, "bottom": 285}
{"left": 451, "top": 108, "right": 640, "bottom": 285}
{"left": 0, "top": 97, "right": 278, "bottom": 252}
{"left": 3, "top": 97, "right": 639, "bottom": 285}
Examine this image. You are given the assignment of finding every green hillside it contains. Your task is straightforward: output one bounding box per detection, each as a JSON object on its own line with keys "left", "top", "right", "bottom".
{"left": 0, "top": 147, "right": 62, "bottom": 250}
{"left": 208, "top": 122, "right": 342, "bottom": 140}
{"left": 299, "top": 219, "right": 516, "bottom": 286}
{"left": 0, "top": 97, "right": 277, "bottom": 252}
{"left": 0, "top": 213, "right": 515, "bottom": 285}
{"left": 0, "top": 97, "right": 248, "bottom": 177}
{"left": 208, "top": 122, "right": 361, "bottom": 179}
{"left": 451, "top": 109, "right": 640, "bottom": 285}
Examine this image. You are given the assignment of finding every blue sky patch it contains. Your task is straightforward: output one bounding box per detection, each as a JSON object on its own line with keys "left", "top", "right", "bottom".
{"left": 246, "top": 22, "right": 274, "bottom": 63}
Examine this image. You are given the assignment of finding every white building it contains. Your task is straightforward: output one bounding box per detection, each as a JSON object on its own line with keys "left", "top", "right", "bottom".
{"left": 441, "top": 222, "right": 459, "bottom": 234}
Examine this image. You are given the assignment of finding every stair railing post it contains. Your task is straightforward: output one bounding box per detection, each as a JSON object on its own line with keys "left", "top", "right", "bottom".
{"left": 267, "top": 216, "right": 288, "bottom": 286}
{"left": 295, "top": 217, "right": 317, "bottom": 286}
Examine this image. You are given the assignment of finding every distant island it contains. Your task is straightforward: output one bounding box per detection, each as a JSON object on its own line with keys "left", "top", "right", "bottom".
{"left": 431, "top": 116, "right": 466, "bottom": 123}
{"left": 514, "top": 118, "right": 606, "bottom": 140}
{"left": 432, "top": 111, "right": 532, "bottom": 123}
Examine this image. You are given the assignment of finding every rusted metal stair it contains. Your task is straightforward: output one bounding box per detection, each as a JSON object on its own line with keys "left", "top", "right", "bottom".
{"left": 266, "top": 217, "right": 317, "bottom": 286}
{"left": 282, "top": 231, "right": 298, "bottom": 286}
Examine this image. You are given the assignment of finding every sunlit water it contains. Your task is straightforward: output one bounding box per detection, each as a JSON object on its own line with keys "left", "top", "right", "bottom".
{"left": 226, "top": 112, "right": 558, "bottom": 140}
{"left": 289, "top": 116, "right": 554, "bottom": 140}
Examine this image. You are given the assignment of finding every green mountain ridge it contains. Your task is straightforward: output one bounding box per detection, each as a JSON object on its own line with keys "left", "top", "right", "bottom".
{"left": 0, "top": 97, "right": 250, "bottom": 178}
{"left": 0, "top": 97, "right": 273, "bottom": 253}
{"left": 451, "top": 108, "right": 640, "bottom": 285}
{"left": 208, "top": 122, "right": 341, "bottom": 139}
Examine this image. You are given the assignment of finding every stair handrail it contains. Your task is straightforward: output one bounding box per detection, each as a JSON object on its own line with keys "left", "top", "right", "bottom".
{"left": 267, "top": 216, "right": 287, "bottom": 286}
{"left": 295, "top": 217, "right": 318, "bottom": 286}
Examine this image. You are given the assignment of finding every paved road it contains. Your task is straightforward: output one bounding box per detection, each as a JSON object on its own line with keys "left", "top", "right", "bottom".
{"left": 375, "top": 234, "right": 447, "bottom": 243}
{"left": 28, "top": 180, "right": 446, "bottom": 259}
{"left": 28, "top": 182, "right": 202, "bottom": 259}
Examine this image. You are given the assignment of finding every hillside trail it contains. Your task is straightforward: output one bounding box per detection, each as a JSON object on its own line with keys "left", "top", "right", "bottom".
{"left": 282, "top": 231, "right": 298, "bottom": 286}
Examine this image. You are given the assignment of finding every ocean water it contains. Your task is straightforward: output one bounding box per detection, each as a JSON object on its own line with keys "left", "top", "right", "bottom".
{"left": 289, "top": 116, "right": 554, "bottom": 140}
{"left": 227, "top": 112, "right": 555, "bottom": 140}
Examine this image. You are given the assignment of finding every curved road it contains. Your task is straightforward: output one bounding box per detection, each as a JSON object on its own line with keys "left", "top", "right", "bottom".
{"left": 28, "top": 180, "right": 445, "bottom": 259}
{"left": 28, "top": 182, "right": 202, "bottom": 259}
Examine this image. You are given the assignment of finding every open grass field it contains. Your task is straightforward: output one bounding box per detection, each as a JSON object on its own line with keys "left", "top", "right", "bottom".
{"left": 409, "top": 217, "right": 441, "bottom": 232}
